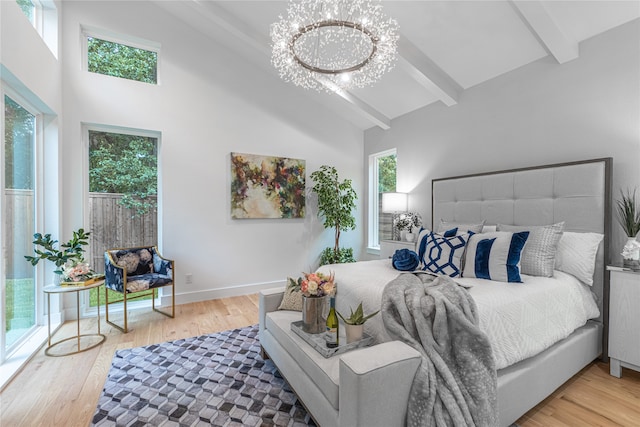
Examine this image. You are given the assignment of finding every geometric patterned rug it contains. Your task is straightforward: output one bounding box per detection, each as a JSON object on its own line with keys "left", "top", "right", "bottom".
{"left": 91, "top": 324, "right": 315, "bottom": 427}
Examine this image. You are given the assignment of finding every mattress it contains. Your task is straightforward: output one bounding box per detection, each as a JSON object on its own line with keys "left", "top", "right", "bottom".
{"left": 317, "top": 259, "right": 599, "bottom": 370}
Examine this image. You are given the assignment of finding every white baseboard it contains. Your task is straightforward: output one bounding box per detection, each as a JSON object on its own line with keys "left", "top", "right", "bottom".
{"left": 160, "top": 279, "right": 287, "bottom": 306}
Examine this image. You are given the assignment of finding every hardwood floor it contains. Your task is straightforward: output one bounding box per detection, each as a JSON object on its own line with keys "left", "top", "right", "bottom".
{"left": 1, "top": 295, "right": 639, "bottom": 427}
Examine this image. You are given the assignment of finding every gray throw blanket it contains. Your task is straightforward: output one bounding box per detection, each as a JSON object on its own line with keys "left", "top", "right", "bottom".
{"left": 382, "top": 272, "right": 498, "bottom": 427}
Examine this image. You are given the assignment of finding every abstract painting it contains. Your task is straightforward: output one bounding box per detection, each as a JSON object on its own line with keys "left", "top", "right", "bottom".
{"left": 230, "top": 152, "right": 305, "bottom": 219}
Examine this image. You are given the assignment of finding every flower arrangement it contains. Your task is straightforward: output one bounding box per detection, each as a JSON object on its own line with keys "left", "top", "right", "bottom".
{"left": 61, "top": 258, "right": 93, "bottom": 282}
{"left": 395, "top": 212, "right": 422, "bottom": 232}
{"left": 288, "top": 271, "right": 336, "bottom": 298}
{"left": 25, "top": 228, "right": 96, "bottom": 283}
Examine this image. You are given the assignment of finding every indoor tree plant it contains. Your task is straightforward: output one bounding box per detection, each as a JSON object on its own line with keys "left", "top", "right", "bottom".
{"left": 24, "top": 228, "right": 93, "bottom": 283}
{"left": 310, "top": 165, "right": 357, "bottom": 265}
{"left": 616, "top": 188, "right": 640, "bottom": 266}
{"left": 338, "top": 302, "right": 380, "bottom": 343}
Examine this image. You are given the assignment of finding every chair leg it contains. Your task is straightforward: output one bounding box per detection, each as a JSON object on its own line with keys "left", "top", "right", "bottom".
{"left": 105, "top": 287, "right": 129, "bottom": 333}
{"left": 152, "top": 284, "right": 175, "bottom": 319}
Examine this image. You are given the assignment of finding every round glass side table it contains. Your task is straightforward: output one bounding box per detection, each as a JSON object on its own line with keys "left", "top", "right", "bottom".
{"left": 43, "top": 280, "right": 106, "bottom": 356}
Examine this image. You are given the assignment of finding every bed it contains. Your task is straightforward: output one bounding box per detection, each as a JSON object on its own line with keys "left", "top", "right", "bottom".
{"left": 259, "top": 157, "right": 612, "bottom": 426}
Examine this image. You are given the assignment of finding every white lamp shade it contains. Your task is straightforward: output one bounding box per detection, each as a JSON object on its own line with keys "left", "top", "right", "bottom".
{"left": 381, "top": 192, "right": 408, "bottom": 213}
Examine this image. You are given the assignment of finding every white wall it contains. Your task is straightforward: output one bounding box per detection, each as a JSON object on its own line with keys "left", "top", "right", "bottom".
{"left": 61, "top": 1, "right": 364, "bottom": 304}
{"left": 365, "top": 19, "right": 640, "bottom": 262}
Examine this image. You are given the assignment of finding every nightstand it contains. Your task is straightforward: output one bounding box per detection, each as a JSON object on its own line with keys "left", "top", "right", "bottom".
{"left": 379, "top": 239, "right": 415, "bottom": 259}
{"left": 607, "top": 265, "right": 640, "bottom": 378}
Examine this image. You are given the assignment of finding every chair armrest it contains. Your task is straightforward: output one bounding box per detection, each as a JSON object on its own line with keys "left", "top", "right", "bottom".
{"left": 338, "top": 341, "right": 421, "bottom": 427}
{"left": 104, "top": 252, "right": 125, "bottom": 292}
{"left": 259, "top": 288, "right": 284, "bottom": 333}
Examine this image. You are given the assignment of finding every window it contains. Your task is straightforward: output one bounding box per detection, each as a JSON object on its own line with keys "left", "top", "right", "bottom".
{"left": 15, "top": 0, "right": 58, "bottom": 56}
{"left": 368, "top": 149, "right": 397, "bottom": 250}
{"left": 16, "top": 0, "right": 35, "bottom": 24}
{"left": 86, "top": 128, "right": 159, "bottom": 308}
{"left": 86, "top": 36, "right": 158, "bottom": 84}
{"left": 2, "top": 94, "right": 38, "bottom": 357}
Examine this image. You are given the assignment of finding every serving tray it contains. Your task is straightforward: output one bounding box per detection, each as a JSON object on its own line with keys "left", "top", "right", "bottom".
{"left": 291, "top": 320, "right": 373, "bottom": 358}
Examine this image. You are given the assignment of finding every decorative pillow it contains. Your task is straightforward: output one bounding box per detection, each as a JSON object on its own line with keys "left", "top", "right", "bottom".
{"left": 555, "top": 232, "right": 603, "bottom": 286}
{"left": 497, "top": 222, "right": 565, "bottom": 277}
{"left": 437, "top": 220, "right": 485, "bottom": 235}
{"left": 278, "top": 285, "right": 303, "bottom": 311}
{"left": 417, "top": 230, "right": 472, "bottom": 277}
{"left": 463, "top": 231, "right": 530, "bottom": 283}
{"left": 392, "top": 249, "right": 420, "bottom": 271}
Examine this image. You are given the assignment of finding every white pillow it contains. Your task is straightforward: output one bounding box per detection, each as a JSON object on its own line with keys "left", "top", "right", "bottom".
{"left": 555, "top": 232, "right": 604, "bottom": 286}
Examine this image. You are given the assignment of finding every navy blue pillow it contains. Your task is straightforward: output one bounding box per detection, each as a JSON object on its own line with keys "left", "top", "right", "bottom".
{"left": 463, "top": 231, "right": 530, "bottom": 283}
{"left": 443, "top": 227, "right": 458, "bottom": 237}
{"left": 392, "top": 249, "right": 420, "bottom": 271}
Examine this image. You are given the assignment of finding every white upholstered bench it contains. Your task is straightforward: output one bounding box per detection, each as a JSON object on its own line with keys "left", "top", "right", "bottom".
{"left": 258, "top": 287, "right": 422, "bottom": 427}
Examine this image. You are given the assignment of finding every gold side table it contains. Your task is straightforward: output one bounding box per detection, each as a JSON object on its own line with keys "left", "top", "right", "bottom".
{"left": 43, "top": 280, "right": 106, "bottom": 356}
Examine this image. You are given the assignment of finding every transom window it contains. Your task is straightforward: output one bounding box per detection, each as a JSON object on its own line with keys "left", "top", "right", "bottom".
{"left": 86, "top": 34, "right": 159, "bottom": 84}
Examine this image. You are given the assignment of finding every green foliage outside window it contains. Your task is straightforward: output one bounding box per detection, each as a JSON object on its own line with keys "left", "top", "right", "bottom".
{"left": 16, "top": 0, "right": 34, "bottom": 21}
{"left": 4, "top": 96, "right": 34, "bottom": 190}
{"left": 378, "top": 154, "right": 397, "bottom": 193}
{"left": 89, "top": 131, "right": 158, "bottom": 215}
{"left": 87, "top": 37, "right": 158, "bottom": 84}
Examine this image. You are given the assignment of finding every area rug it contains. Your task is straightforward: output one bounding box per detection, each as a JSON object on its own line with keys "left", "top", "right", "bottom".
{"left": 91, "top": 324, "right": 315, "bottom": 427}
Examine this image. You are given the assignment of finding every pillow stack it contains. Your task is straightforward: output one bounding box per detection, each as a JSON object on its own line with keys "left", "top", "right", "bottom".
{"left": 411, "top": 219, "right": 603, "bottom": 286}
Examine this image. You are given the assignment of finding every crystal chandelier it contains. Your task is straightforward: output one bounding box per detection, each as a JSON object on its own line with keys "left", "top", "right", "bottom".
{"left": 271, "top": 0, "right": 399, "bottom": 92}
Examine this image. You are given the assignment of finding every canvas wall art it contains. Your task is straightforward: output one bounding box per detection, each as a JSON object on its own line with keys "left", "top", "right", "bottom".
{"left": 230, "top": 152, "right": 306, "bottom": 219}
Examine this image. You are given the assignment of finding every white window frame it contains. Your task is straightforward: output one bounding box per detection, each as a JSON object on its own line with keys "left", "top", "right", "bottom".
{"left": 82, "top": 124, "right": 163, "bottom": 313}
{"left": 0, "top": 85, "right": 50, "bottom": 388}
{"left": 16, "top": 0, "right": 58, "bottom": 58}
{"left": 81, "top": 25, "right": 161, "bottom": 85}
{"left": 367, "top": 148, "right": 397, "bottom": 253}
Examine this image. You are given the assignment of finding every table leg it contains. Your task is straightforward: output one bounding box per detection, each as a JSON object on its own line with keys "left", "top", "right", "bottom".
{"left": 47, "top": 293, "right": 51, "bottom": 347}
{"left": 97, "top": 285, "right": 101, "bottom": 335}
{"left": 76, "top": 291, "right": 81, "bottom": 351}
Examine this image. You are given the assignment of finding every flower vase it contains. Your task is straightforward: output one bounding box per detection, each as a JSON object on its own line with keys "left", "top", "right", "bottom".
{"left": 302, "top": 296, "right": 328, "bottom": 334}
{"left": 345, "top": 324, "right": 364, "bottom": 343}
{"left": 405, "top": 232, "right": 415, "bottom": 242}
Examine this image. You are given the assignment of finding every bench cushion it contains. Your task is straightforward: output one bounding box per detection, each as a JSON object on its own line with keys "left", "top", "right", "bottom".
{"left": 265, "top": 311, "right": 340, "bottom": 410}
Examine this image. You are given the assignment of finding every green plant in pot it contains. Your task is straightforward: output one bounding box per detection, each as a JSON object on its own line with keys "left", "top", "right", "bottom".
{"left": 310, "top": 165, "right": 357, "bottom": 265}
{"left": 616, "top": 188, "right": 640, "bottom": 267}
{"left": 24, "top": 228, "right": 92, "bottom": 283}
{"left": 338, "top": 302, "right": 380, "bottom": 343}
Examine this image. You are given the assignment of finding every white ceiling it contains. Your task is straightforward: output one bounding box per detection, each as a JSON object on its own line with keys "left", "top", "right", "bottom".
{"left": 156, "top": 1, "right": 640, "bottom": 130}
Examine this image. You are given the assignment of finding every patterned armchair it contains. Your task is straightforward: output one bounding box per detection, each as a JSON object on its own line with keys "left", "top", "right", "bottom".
{"left": 104, "top": 246, "right": 175, "bottom": 332}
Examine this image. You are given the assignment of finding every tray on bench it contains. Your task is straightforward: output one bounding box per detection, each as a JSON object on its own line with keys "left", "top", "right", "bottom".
{"left": 291, "top": 320, "right": 373, "bottom": 358}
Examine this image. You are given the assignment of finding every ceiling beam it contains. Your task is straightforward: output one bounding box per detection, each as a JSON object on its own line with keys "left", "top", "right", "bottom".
{"left": 510, "top": 0, "right": 579, "bottom": 64}
{"left": 154, "top": 0, "right": 391, "bottom": 130}
{"left": 397, "top": 36, "right": 462, "bottom": 107}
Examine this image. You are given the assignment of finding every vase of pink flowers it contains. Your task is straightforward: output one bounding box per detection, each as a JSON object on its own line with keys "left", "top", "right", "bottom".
{"left": 288, "top": 271, "right": 336, "bottom": 334}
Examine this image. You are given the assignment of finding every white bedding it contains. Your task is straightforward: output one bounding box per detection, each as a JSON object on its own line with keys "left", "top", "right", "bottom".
{"left": 317, "top": 259, "right": 600, "bottom": 370}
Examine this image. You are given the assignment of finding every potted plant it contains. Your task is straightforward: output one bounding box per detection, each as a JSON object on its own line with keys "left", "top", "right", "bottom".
{"left": 338, "top": 302, "right": 380, "bottom": 343}
{"left": 395, "top": 212, "right": 422, "bottom": 242}
{"left": 24, "top": 228, "right": 93, "bottom": 283}
{"left": 616, "top": 189, "right": 640, "bottom": 267}
{"left": 310, "top": 165, "right": 357, "bottom": 265}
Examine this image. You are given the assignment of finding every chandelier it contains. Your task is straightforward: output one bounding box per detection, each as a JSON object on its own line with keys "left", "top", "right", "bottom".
{"left": 271, "top": 0, "right": 399, "bottom": 92}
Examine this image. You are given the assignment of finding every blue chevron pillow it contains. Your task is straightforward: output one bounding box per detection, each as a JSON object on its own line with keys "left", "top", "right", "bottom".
{"left": 417, "top": 230, "right": 473, "bottom": 277}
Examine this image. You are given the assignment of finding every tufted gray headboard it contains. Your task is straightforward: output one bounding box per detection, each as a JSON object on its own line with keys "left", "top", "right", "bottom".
{"left": 432, "top": 158, "right": 612, "bottom": 355}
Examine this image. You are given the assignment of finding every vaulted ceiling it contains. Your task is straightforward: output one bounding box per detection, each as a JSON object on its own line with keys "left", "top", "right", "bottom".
{"left": 155, "top": 1, "right": 640, "bottom": 130}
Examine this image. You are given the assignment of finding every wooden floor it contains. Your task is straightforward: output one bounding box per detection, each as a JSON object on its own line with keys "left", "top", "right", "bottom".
{"left": 1, "top": 295, "right": 639, "bottom": 427}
